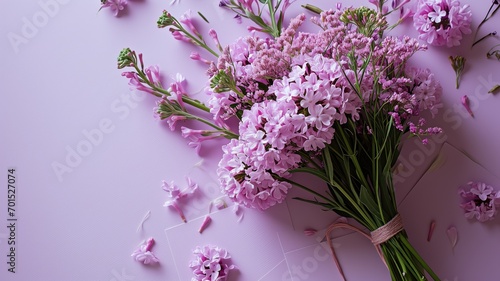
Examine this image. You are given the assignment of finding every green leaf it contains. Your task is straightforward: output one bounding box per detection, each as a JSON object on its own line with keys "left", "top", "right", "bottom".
{"left": 322, "top": 146, "right": 334, "bottom": 184}
{"left": 290, "top": 167, "right": 329, "bottom": 183}
{"left": 359, "top": 186, "right": 380, "bottom": 217}
{"left": 292, "top": 197, "right": 332, "bottom": 210}
{"left": 246, "top": 10, "right": 268, "bottom": 28}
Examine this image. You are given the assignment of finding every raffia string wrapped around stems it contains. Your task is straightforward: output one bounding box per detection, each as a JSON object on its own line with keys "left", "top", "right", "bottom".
{"left": 325, "top": 214, "right": 404, "bottom": 281}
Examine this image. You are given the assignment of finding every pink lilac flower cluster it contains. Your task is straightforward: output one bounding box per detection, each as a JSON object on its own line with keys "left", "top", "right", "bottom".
{"left": 206, "top": 15, "right": 307, "bottom": 122}
{"left": 217, "top": 53, "right": 365, "bottom": 210}
{"left": 413, "top": 0, "right": 472, "bottom": 47}
{"left": 459, "top": 181, "right": 500, "bottom": 222}
{"left": 214, "top": 10, "right": 443, "bottom": 210}
{"left": 100, "top": 0, "right": 127, "bottom": 16}
{"left": 189, "top": 245, "right": 235, "bottom": 281}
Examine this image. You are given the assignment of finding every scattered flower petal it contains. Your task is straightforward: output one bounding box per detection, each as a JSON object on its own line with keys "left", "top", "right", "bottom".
{"left": 163, "top": 177, "right": 198, "bottom": 222}
{"left": 136, "top": 210, "right": 151, "bottom": 232}
{"left": 334, "top": 217, "right": 348, "bottom": 224}
{"left": 131, "top": 238, "right": 160, "bottom": 265}
{"left": 198, "top": 215, "right": 212, "bottom": 234}
{"left": 446, "top": 226, "right": 458, "bottom": 250}
{"left": 232, "top": 203, "right": 244, "bottom": 222}
{"left": 427, "top": 220, "right": 436, "bottom": 242}
{"left": 189, "top": 245, "right": 235, "bottom": 281}
{"left": 304, "top": 228, "right": 318, "bottom": 236}
{"left": 214, "top": 198, "right": 228, "bottom": 210}
{"left": 461, "top": 95, "right": 474, "bottom": 118}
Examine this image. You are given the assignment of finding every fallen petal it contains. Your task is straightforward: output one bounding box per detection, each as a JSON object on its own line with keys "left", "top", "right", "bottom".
{"left": 304, "top": 228, "right": 318, "bottom": 236}
{"left": 447, "top": 226, "right": 458, "bottom": 250}
{"left": 198, "top": 215, "right": 212, "bottom": 234}
{"left": 461, "top": 95, "right": 474, "bottom": 118}
{"left": 136, "top": 210, "right": 152, "bottom": 232}
{"left": 427, "top": 220, "right": 436, "bottom": 242}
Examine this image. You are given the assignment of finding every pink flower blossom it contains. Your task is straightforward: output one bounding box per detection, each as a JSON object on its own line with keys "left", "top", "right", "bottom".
{"left": 179, "top": 10, "right": 200, "bottom": 36}
{"left": 163, "top": 177, "right": 198, "bottom": 222}
{"left": 131, "top": 238, "right": 160, "bottom": 265}
{"left": 122, "top": 72, "right": 153, "bottom": 94}
{"left": 198, "top": 215, "right": 212, "bottom": 233}
{"left": 100, "top": 0, "right": 127, "bottom": 16}
{"left": 189, "top": 245, "right": 235, "bottom": 281}
{"left": 459, "top": 181, "right": 500, "bottom": 222}
{"left": 181, "top": 127, "right": 219, "bottom": 154}
{"left": 145, "top": 65, "right": 163, "bottom": 88}
{"left": 413, "top": 0, "right": 472, "bottom": 47}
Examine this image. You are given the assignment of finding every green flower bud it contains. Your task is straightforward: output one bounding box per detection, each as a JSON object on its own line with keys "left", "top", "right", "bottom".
{"left": 117, "top": 48, "right": 134, "bottom": 69}
{"left": 157, "top": 10, "right": 175, "bottom": 28}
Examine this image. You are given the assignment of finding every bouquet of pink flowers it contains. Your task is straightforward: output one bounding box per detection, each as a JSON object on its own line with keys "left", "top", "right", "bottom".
{"left": 117, "top": 0, "right": 443, "bottom": 280}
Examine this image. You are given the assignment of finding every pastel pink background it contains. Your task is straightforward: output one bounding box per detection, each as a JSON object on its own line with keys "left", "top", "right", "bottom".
{"left": 1, "top": 0, "right": 500, "bottom": 280}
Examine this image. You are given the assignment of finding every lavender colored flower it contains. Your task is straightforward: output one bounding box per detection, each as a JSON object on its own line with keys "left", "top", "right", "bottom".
{"left": 131, "top": 238, "right": 160, "bottom": 265}
{"left": 163, "top": 177, "right": 198, "bottom": 222}
{"left": 459, "top": 181, "right": 500, "bottom": 222}
{"left": 413, "top": 0, "right": 472, "bottom": 47}
{"left": 189, "top": 245, "right": 235, "bottom": 281}
{"left": 100, "top": 0, "right": 127, "bottom": 17}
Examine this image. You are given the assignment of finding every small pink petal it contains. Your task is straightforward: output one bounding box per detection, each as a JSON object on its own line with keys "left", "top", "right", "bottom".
{"left": 198, "top": 215, "right": 212, "bottom": 234}
{"left": 304, "top": 228, "right": 318, "bottom": 236}
{"left": 233, "top": 204, "right": 244, "bottom": 222}
{"left": 335, "top": 217, "right": 348, "bottom": 224}
{"left": 447, "top": 226, "right": 458, "bottom": 250}
{"left": 461, "top": 95, "right": 474, "bottom": 118}
{"left": 214, "top": 198, "right": 227, "bottom": 210}
{"left": 427, "top": 220, "right": 436, "bottom": 242}
{"left": 131, "top": 237, "right": 160, "bottom": 265}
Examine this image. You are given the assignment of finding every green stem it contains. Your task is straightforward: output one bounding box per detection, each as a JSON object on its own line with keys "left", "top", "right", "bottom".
{"left": 399, "top": 235, "right": 441, "bottom": 280}
{"left": 267, "top": 0, "right": 280, "bottom": 37}
{"left": 181, "top": 112, "right": 238, "bottom": 139}
{"left": 175, "top": 21, "right": 219, "bottom": 57}
{"left": 283, "top": 178, "right": 337, "bottom": 205}
{"left": 133, "top": 64, "right": 212, "bottom": 113}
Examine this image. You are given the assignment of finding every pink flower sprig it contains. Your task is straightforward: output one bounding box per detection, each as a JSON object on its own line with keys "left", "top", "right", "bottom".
{"left": 99, "top": 0, "right": 127, "bottom": 16}
{"left": 117, "top": 48, "right": 238, "bottom": 143}
{"left": 131, "top": 238, "right": 160, "bottom": 265}
{"left": 459, "top": 181, "right": 500, "bottom": 222}
{"left": 163, "top": 177, "right": 198, "bottom": 223}
{"left": 413, "top": 0, "right": 472, "bottom": 47}
{"left": 157, "top": 10, "right": 219, "bottom": 57}
{"left": 189, "top": 245, "right": 235, "bottom": 281}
